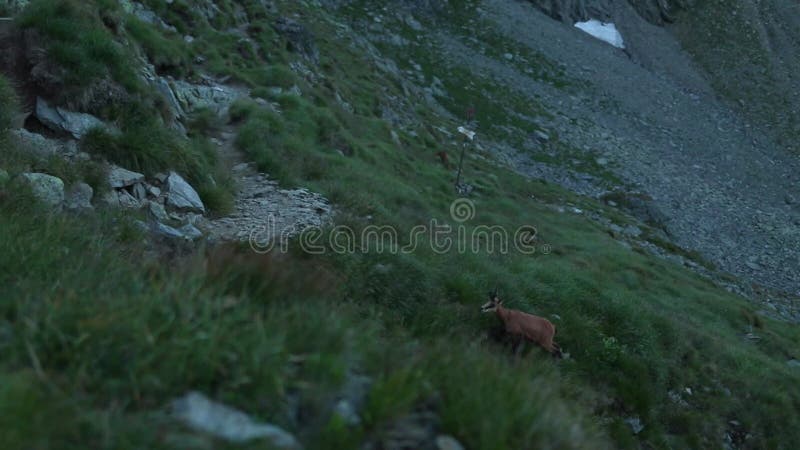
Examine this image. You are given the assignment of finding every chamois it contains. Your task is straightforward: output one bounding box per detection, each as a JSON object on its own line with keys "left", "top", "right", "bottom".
{"left": 481, "top": 289, "right": 562, "bottom": 358}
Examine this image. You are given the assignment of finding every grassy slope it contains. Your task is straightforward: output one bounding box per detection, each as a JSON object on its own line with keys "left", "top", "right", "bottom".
{"left": 1, "top": 1, "right": 800, "bottom": 449}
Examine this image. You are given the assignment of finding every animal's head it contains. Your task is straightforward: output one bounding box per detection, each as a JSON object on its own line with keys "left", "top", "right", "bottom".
{"left": 481, "top": 287, "right": 503, "bottom": 313}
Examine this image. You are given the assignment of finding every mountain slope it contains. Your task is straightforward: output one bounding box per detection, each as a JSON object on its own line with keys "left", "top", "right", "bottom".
{"left": 1, "top": 0, "right": 799, "bottom": 449}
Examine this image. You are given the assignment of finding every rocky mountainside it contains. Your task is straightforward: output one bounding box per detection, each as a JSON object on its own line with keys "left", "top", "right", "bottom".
{"left": 1, "top": 0, "right": 800, "bottom": 449}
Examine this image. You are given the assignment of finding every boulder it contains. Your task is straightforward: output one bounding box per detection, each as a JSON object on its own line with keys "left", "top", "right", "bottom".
{"left": 147, "top": 201, "right": 169, "bottom": 222}
{"left": 117, "top": 190, "right": 141, "bottom": 209}
{"left": 108, "top": 165, "right": 145, "bottom": 189}
{"left": 132, "top": 182, "right": 147, "bottom": 201}
{"left": 19, "top": 173, "right": 64, "bottom": 210}
{"left": 65, "top": 182, "right": 93, "bottom": 211}
{"left": 170, "top": 80, "right": 242, "bottom": 115}
{"left": 152, "top": 222, "right": 188, "bottom": 240}
{"left": 179, "top": 223, "right": 203, "bottom": 241}
{"left": 10, "top": 129, "right": 61, "bottom": 159}
{"left": 34, "top": 97, "right": 107, "bottom": 139}
{"left": 165, "top": 171, "right": 205, "bottom": 213}
{"left": 170, "top": 391, "right": 302, "bottom": 448}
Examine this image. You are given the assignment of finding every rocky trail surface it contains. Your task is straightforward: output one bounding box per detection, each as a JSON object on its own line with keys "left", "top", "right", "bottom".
{"left": 203, "top": 126, "right": 332, "bottom": 246}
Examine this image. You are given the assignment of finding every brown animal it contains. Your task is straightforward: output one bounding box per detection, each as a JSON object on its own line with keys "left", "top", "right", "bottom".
{"left": 481, "top": 289, "right": 562, "bottom": 358}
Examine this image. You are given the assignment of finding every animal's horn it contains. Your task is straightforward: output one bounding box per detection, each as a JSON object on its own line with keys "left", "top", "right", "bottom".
{"left": 492, "top": 286, "right": 498, "bottom": 297}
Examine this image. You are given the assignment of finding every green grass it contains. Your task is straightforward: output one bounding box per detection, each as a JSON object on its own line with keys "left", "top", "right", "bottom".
{"left": 126, "top": 15, "right": 192, "bottom": 77}
{"left": 0, "top": 75, "right": 15, "bottom": 133}
{"left": 0, "top": 194, "right": 608, "bottom": 449}
{"left": 18, "top": 0, "right": 141, "bottom": 91}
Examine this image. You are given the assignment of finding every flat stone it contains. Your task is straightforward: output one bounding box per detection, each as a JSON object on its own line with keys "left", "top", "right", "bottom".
{"left": 35, "top": 97, "right": 107, "bottom": 139}
{"left": 147, "top": 201, "right": 169, "bottom": 222}
{"left": 153, "top": 222, "right": 186, "bottom": 240}
{"left": 170, "top": 391, "right": 302, "bottom": 448}
{"left": 108, "top": 165, "right": 145, "bottom": 189}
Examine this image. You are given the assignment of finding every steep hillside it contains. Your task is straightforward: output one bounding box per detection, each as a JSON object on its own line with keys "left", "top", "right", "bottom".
{"left": 1, "top": 1, "right": 799, "bottom": 449}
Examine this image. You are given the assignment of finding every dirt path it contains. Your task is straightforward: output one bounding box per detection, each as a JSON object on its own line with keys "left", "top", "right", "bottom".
{"left": 203, "top": 126, "right": 332, "bottom": 247}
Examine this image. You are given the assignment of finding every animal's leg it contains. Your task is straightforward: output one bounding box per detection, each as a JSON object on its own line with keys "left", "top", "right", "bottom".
{"left": 551, "top": 342, "right": 563, "bottom": 359}
{"left": 514, "top": 338, "right": 526, "bottom": 358}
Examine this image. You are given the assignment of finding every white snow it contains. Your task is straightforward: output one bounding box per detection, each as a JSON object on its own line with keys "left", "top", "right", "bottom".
{"left": 574, "top": 19, "right": 625, "bottom": 49}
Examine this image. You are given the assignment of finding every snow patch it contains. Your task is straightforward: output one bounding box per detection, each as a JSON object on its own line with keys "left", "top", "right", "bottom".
{"left": 574, "top": 20, "right": 625, "bottom": 49}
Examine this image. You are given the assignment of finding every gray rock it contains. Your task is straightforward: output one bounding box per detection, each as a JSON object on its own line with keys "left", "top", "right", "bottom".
{"left": 166, "top": 171, "right": 205, "bottom": 213}
{"left": 132, "top": 182, "right": 147, "bottom": 201}
{"left": 624, "top": 416, "right": 644, "bottom": 434}
{"left": 333, "top": 400, "right": 361, "bottom": 426}
{"left": 623, "top": 225, "right": 642, "bottom": 237}
{"left": 0, "top": 169, "right": 8, "bottom": 185}
{"left": 146, "top": 184, "right": 162, "bottom": 197}
{"left": 153, "top": 77, "right": 184, "bottom": 120}
{"left": 152, "top": 221, "right": 186, "bottom": 240}
{"left": 436, "top": 435, "right": 466, "bottom": 450}
{"left": 117, "top": 190, "right": 141, "bottom": 209}
{"left": 108, "top": 165, "right": 145, "bottom": 189}
{"left": 170, "top": 391, "right": 302, "bottom": 448}
{"left": 170, "top": 80, "right": 242, "bottom": 115}
{"left": 787, "top": 359, "right": 800, "bottom": 368}
{"left": 147, "top": 201, "right": 169, "bottom": 222}
{"left": 10, "top": 129, "right": 61, "bottom": 159}
{"left": 65, "top": 182, "right": 93, "bottom": 211}
{"left": 19, "top": 173, "right": 64, "bottom": 210}
{"left": 35, "top": 97, "right": 106, "bottom": 139}
{"left": 405, "top": 15, "right": 423, "bottom": 31}
{"left": 178, "top": 223, "right": 203, "bottom": 241}
{"left": 596, "top": 157, "right": 609, "bottom": 166}
{"left": 533, "top": 130, "right": 550, "bottom": 143}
